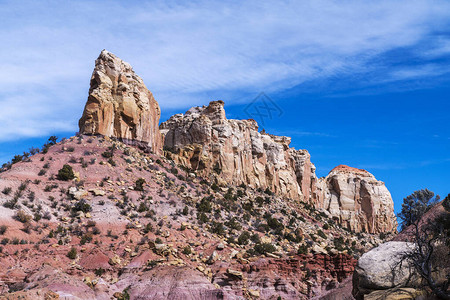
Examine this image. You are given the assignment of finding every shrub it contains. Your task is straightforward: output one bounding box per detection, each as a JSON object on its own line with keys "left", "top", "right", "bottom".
{"left": 80, "top": 233, "right": 93, "bottom": 245}
{"left": 182, "top": 245, "right": 192, "bottom": 255}
{"left": 253, "top": 243, "right": 276, "bottom": 255}
{"left": 14, "top": 210, "right": 32, "bottom": 223}
{"left": 2, "top": 187, "right": 12, "bottom": 195}
{"left": 225, "top": 217, "right": 242, "bottom": 231}
{"left": 12, "top": 154, "right": 23, "bottom": 164}
{"left": 182, "top": 206, "right": 189, "bottom": 215}
{"left": 333, "top": 237, "right": 345, "bottom": 251}
{"left": 210, "top": 221, "right": 225, "bottom": 236}
{"left": 238, "top": 231, "right": 251, "bottom": 245}
{"left": 267, "top": 217, "right": 284, "bottom": 231}
{"left": 29, "top": 147, "right": 40, "bottom": 155}
{"left": 170, "top": 167, "right": 178, "bottom": 175}
{"left": 264, "top": 187, "right": 273, "bottom": 195}
{"left": 108, "top": 158, "right": 116, "bottom": 166}
{"left": 135, "top": 178, "right": 146, "bottom": 191}
{"left": 317, "top": 229, "right": 327, "bottom": 239}
{"left": 0, "top": 225, "right": 7, "bottom": 235}
{"left": 95, "top": 268, "right": 105, "bottom": 276}
{"left": 197, "top": 197, "right": 212, "bottom": 213}
{"left": 72, "top": 200, "right": 91, "bottom": 213}
{"left": 297, "top": 244, "right": 309, "bottom": 255}
{"left": 197, "top": 212, "right": 208, "bottom": 224}
{"left": 18, "top": 182, "right": 28, "bottom": 191}
{"left": 57, "top": 164, "right": 75, "bottom": 181}
{"left": 213, "top": 163, "right": 222, "bottom": 174}
{"left": 211, "top": 183, "right": 219, "bottom": 191}
{"left": 101, "top": 151, "right": 113, "bottom": 158}
{"left": 34, "top": 212, "right": 42, "bottom": 222}
{"left": 3, "top": 198, "right": 18, "bottom": 209}
{"left": 67, "top": 247, "right": 77, "bottom": 259}
{"left": 250, "top": 233, "right": 261, "bottom": 243}
{"left": 143, "top": 223, "right": 153, "bottom": 234}
{"left": 138, "top": 202, "right": 149, "bottom": 213}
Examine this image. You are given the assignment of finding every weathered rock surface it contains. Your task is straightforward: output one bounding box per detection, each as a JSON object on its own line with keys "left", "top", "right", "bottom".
{"left": 352, "top": 241, "right": 419, "bottom": 299}
{"left": 363, "top": 287, "right": 429, "bottom": 300}
{"left": 160, "top": 100, "right": 314, "bottom": 201}
{"left": 19, "top": 265, "right": 100, "bottom": 300}
{"left": 115, "top": 266, "right": 223, "bottom": 300}
{"left": 318, "top": 165, "right": 397, "bottom": 233}
{"left": 79, "top": 50, "right": 162, "bottom": 153}
{"left": 160, "top": 101, "right": 396, "bottom": 233}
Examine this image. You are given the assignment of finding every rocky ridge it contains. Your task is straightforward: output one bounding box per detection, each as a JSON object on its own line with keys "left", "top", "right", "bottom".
{"left": 160, "top": 101, "right": 396, "bottom": 234}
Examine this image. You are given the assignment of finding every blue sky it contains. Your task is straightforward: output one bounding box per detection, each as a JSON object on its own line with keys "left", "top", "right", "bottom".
{"left": 0, "top": 0, "right": 449, "bottom": 214}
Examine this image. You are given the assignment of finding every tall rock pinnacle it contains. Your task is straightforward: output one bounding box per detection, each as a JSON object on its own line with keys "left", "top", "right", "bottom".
{"left": 79, "top": 50, "right": 162, "bottom": 153}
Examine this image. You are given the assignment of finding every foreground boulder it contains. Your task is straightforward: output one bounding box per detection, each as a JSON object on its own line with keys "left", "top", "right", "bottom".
{"left": 352, "top": 241, "right": 420, "bottom": 299}
{"left": 79, "top": 50, "right": 162, "bottom": 153}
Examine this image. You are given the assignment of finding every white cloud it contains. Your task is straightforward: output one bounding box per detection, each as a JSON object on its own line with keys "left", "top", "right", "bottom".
{"left": 389, "top": 64, "right": 449, "bottom": 81}
{"left": 0, "top": 0, "right": 449, "bottom": 140}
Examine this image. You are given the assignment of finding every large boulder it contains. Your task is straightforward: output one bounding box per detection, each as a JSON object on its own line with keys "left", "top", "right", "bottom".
{"left": 79, "top": 50, "right": 162, "bottom": 154}
{"left": 352, "top": 241, "right": 420, "bottom": 299}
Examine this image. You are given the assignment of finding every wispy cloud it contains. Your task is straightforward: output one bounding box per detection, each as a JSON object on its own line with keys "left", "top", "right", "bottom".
{"left": 388, "top": 64, "right": 450, "bottom": 81}
{"left": 359, "top": 158, "right": 450, "bottom": 171}
{"left": 0, "top": 0, "right": 450, "bottom": 141}
{"left": 269, "top": 129, "right": 336, "bottom": 138}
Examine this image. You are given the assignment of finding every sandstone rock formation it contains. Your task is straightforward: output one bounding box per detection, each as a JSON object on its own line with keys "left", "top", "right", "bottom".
{"left": 160, "top": 101, "right": 397, "bottom": 233}
{"left": 160, "top": 100, "right": 317, "bottom": 201}
{"left": 77, "top": 52, "right": 396, "bottom": 234}
{"left": 79, "top": 50, "right": 162, "bottom": 153}
{"left": 352, "top": 241, "right": 419, "bottom": 299}
{"left": 318, "top": 165, "right": 397, "bottom": 234}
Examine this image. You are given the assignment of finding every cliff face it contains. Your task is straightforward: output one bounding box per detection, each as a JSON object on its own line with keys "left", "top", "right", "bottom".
{"left": 318, "top": 165, "right": 397, "bottom": 234}
{"left": 160, "top": 100, "right": 318, "bottom": 202}
{"left": 79, "top": 50, "right": 162, "bottom": 153}
{"left": 160, "top": 101, "right": 397, "bottom": 233}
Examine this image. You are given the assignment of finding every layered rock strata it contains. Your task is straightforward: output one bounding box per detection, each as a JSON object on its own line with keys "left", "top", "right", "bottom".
{"left": 160, "top": 100, "right": 318, "bottom": 201}
{"left": 79, "top": 50, "right": 162, "bottom": 153}
{"left": 160, "top": 101, "right": 397, "bottom": 233}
